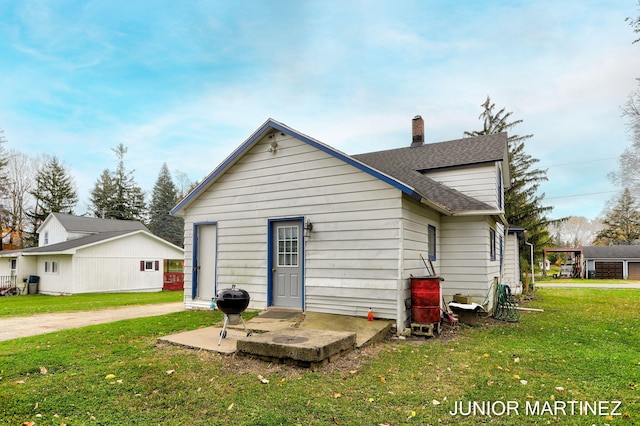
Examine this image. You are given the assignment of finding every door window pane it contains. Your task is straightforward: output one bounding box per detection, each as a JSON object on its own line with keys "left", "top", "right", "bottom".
{"left": 277, "top": 226, "right": 299, "bottom": 267}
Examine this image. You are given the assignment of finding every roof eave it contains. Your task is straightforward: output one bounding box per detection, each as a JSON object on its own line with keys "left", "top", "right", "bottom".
{"left": 451, "top": 210, "right": 508, "bottom": 224}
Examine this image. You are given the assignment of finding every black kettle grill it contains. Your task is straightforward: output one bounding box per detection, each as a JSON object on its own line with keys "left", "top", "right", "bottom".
{"left": 214, "top": 285, "right": 252, "bottom": 345}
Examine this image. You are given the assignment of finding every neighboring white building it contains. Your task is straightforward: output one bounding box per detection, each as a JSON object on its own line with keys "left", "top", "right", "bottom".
{"left": 171, "top": 117, "right": 516, "bottom": 331}
{"left": 0, "top": 213, "right": 184, "bottom": 295}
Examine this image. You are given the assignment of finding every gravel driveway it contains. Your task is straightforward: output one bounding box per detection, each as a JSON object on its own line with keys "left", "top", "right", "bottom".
{"left": 0, "top": 302, "right": 184, "bottom": 342}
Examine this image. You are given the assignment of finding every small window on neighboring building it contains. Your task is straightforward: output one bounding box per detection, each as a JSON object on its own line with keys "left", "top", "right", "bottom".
{"left": 45, "top": 260, "right": 59, "bottom": 274}
{"left": 10, "top": 259, "right": 16, "bottom": 276}
{"left": 490, "top": 228, "right": 497, "bottom": 261}
{"left": 140, "top": 260, "right": 160, "bottom": 271}
{"left": 427, "top": 225, "right": 437, "bottom": 261}
{"left": 44, "top": 231, "right": 49, "bottom": 245}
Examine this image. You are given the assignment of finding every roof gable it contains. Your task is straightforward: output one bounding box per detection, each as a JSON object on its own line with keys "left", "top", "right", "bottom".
{"left": 172, "top": 119, "right": 508, "bottom": 216}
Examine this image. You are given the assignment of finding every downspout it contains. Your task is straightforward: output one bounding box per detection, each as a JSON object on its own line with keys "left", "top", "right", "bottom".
{"left": 525, "top": 242, "right": 535, "bottom": 287}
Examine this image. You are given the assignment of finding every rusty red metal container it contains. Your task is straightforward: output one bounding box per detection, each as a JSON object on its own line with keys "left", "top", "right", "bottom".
{"left": 410, "top": 276, "right": 441, "bottom": 324}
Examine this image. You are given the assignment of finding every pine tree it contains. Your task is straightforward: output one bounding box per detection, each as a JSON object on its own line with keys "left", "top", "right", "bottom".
{"left": 594, "top": 188, "right": 640, "bottom": 245}
{"left": 89, "top": 144, "right": 146, "bottom": 221}
{"left": 465, "top": 96, "right": 554, "bottom": 257}
{"left": 89, "top": 169, "right": 115, "bottom": 219}
{"left": 26, "top": 156, "right": 78, "bottom": 246}
{"left": 148, "top": 163, "right": 184, "bottom": 246}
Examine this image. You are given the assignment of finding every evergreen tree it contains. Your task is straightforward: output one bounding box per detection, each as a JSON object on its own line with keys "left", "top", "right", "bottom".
{"left": 26, "top": 156, "right": 78, "bottom": 246}
{"left": 89, "top": 144, "right": 146, "bottom": 221}
{"left": 89, "top": 169, "right": 115, "bottom": 219}
{"left": 148, "top": 163, "right": 184, "bottom": 247}
{"left": 594, "top": 188, "right": 640, "bottom": 245}
{"left": 465, "top": 96, "right": 554, "bottom": 257}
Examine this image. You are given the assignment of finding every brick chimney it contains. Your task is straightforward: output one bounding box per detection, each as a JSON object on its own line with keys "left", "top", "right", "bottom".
{"left": 411, "top": 115, "right": 424, "bottom": 147}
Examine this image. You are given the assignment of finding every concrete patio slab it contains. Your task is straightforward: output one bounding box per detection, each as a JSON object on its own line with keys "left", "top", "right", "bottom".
{"left": 156, "top": 310, "right": 392, "bottom": 369}
{"left": 236, "top": 328, "right": 356, "bottom": 370}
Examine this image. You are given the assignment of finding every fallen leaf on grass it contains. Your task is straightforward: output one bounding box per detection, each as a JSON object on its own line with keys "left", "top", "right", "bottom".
{"left": 513, "top": 357, "right": 520, "bottom": 363}
{"left": 165, "top": 370, "right": 175, "bottom": 375}
{"left": 513, "top": 374, "right": 520, "bottom": 379}
{"left": 379, "top": 376, "right": 386, "bottom": 383}
{"left": 16, "top": 380, "right": 26, "bottom": 384}
{"left": 520, "top": 380, "right": 528, "bottom": 385}
{"left": 487, "top": 381, "right": 494, "bottom": 386}
{"left": 432, "top": 399, "right": 440, "bottom": 405}
{"left": 257, "top": 375, "right": 269, "bottom": 384}
{"left": 105, "top": 374, "right": 116, "bottom": 380}
{"left": 630, "top": 384, "right": 636, "bottom": 390}
{"left": 21, "top": 422, "right": 35, "bottom": 426}
{"left": 227, "top": 403, "right": 234, "bottom": 411}
{"left": 555, "top": 386, "right": 565, "bottom": 392}
{"left": 39, "top": 367, "right": 47, "bottom": 375}
{"left": 333, "top": 391, "right": 341, "bottom": 398}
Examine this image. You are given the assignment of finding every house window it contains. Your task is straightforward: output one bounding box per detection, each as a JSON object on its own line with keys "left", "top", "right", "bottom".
{"left": 44, "top": 231, "right": 49, "bottom": 245}
{"left": 490, "top": 228, "right": 497, "bottom": 261}
{"left": 140, "top": 260, "right": 160, "bottom": 271}
{"left": 45, "top": 260, "right": 59, "bottom": 274}
{"left": 498, "top": 167, "right": 503, "bottom": 210}
{"left": 427, "top": 225, "right": 437, "bottom": 261}
{"left": 10, "top": 259, "right": 16, "bottom": 276}
{"left": 277, "top": 226, "right": 299, "bottom": 267}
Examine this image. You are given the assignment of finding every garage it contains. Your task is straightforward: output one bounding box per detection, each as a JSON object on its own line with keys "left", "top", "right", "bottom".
{"left": 628, "top": 262, "right": 640, "bottom": 280}
{"left": 594, "top": 261, "right": 623, "bottom": 279}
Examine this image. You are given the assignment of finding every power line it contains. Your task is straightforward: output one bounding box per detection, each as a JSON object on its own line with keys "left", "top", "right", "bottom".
{"left": 545, "top": 157, "right": 618, "bottom": 168}
{"left": 545, "top": 190, "right": 619, "bottom": 200}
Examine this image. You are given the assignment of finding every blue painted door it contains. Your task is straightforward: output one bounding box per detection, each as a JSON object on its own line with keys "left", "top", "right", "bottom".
{"left": 271, "top": 220, "right": 303, "bottom": 308}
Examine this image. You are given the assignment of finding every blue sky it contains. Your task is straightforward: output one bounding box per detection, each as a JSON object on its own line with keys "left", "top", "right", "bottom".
{"left": 1, "top": 0, "right": 639, "bottom": 220}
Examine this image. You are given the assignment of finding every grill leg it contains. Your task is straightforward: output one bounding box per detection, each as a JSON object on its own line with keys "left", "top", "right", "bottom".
{"left": 240, "top": 315, "right": 252, "bottom": 336}
{"left": 217, "top": 315, "right": 229, "bottom": 346}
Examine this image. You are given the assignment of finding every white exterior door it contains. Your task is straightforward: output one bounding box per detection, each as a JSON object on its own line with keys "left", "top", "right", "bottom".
{"left": 196, "top": 224, "right": 216, "bottom": 301}
{"left": 271, "top": 220, "right": 303, "bottom": 309}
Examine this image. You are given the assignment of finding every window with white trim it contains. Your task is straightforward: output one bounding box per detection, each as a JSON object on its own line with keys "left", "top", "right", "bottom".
{"left": 45, "top": 260, "right": 59, "bottom": 274}
{"left": 140, "top": 260, "right": 160, "bottom": 271}
{"left": 277, "top": 226, "right": 299, "bottom": 267}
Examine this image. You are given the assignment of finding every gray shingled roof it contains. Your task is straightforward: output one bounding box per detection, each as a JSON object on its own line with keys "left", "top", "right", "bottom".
{"left": 583, "top": 245, "right": 640, "bottom": 259}
{"left": 0, "top": 231, "right": 138, "bottom": 256}
{"left": 353, "top": 132, "right": 508, "bottom": 213}
{"left": 51, "top": 212, "right": 148, "bottom": 233}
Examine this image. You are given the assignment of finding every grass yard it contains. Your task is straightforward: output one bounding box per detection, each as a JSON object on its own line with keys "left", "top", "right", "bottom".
{"left": 0, "top": 288, "right": 638, "bottom": 425}
{"left": 0, "top": 291, "right": 183, "bottom": 318}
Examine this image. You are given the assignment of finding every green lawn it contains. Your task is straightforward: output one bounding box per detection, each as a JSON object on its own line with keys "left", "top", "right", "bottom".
{"left": 0, "top": 291, "right": 183, "bottom": 318}
{"left": 536, "top": 277, "right": 640, "bottom": 285}
{"left": 0, "top": 288, "right": 638, "bottom": 425}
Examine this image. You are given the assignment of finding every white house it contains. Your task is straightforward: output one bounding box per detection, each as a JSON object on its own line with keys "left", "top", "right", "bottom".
{"left": 0, "top": 213, "right": 184, "bottom": 295}
{"left": 171, "top": 117, "right": 515, "bottom": 331}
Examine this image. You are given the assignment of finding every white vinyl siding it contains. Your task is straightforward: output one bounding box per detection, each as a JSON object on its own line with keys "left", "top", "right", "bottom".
{"left": 182, "top": 132, "right": 404, "bottom": 319}
{"left": 399, "top": 196, "right": 441, "bottom": 327}
{"left": 503, "top": 233, "right": 522, "bottom": 294}
{"left": 424, "top": 163, "right": 503, "bottom": 210}
{"left": 439, "top": 216, "right": 502, "bottom": 308}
